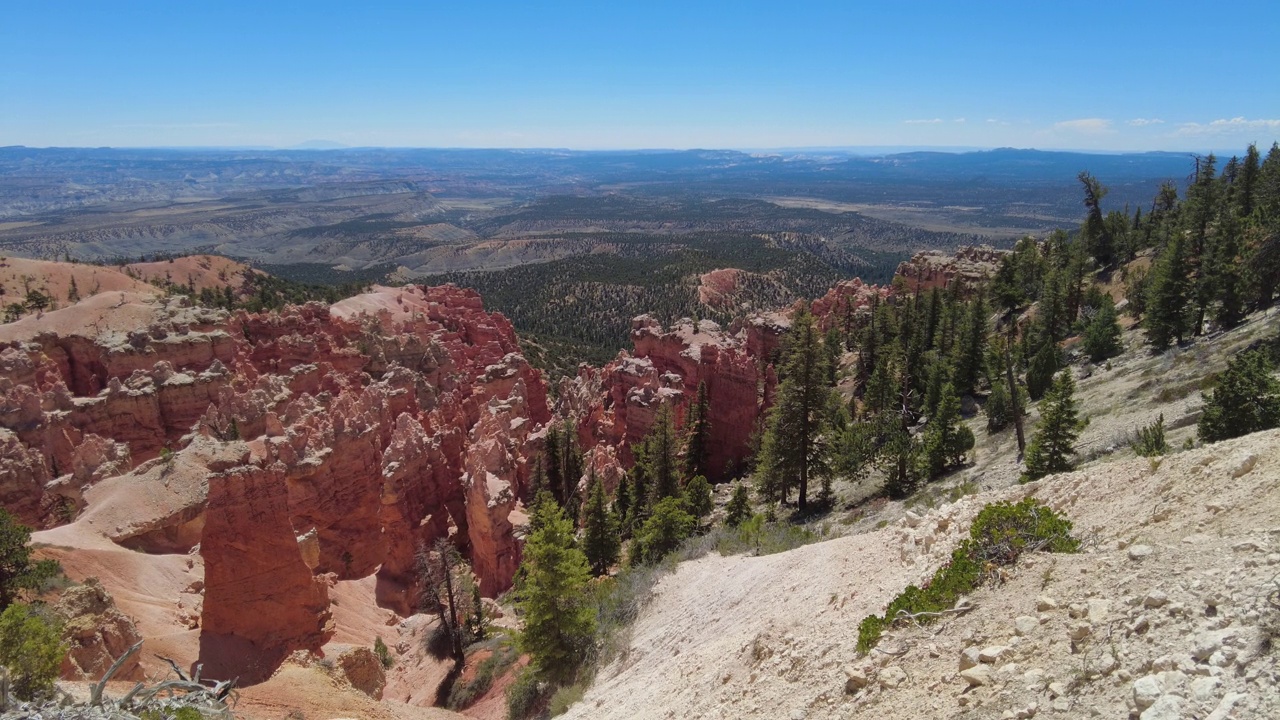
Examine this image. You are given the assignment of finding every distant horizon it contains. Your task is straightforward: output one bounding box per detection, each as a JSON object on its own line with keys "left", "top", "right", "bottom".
{"left": 3, "top": 2, "right": 1276, "bottom": 152}
{"left": 5, "top": 143, "right": 1267, "bottom": 157}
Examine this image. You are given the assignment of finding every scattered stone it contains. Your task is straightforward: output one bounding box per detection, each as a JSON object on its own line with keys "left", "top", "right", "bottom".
{"left": 1190, "top": 676, "right": 1220, "bottom": 702}
{"left": 1230, "top": 453, "right": 1258, "bottom": 478}
{"left": 960, "top": 665, "right": 994, "bottom": 687}
{"left": 1097, "top": 652, "right": 1119, "bottom": 675}
{"left": 1014, "top": 616, "right": 1039, "bottom": 636}
{"left": 1036, "top": 596, "right": 1058, "bottom": 611}
{"left": 1087, "top": 598, "right": 1110, "bottom": 620}
{"left": 1232, "top": 540, "right": 1261, "bottom": 553}
{"left": 959, "top": 646, "right": 982, "bottom": 671}
{"left": 1143, "top": 590, "right": 1169, "bottom": 608}
{"left": 790, "top": 710, "right": 807, "bottom": 720}
{"left": 1155, "top": 670, "right": 1187, "bottom": 694}
{"left": 1015, "top": 702, "right": 1038, "bottom": 719}
{"left": 1132, "top": 675, "right": 1162, "bottom": 710}
{"left": 1206, "top": 692, "right": 1245, "bottom": 720}
{"left": 1140, "top": 694, "right": 1183, "bottom": 720}
{"left": 1129, "top": 615, "right": 1151, "bottom": 635}
{"left": 1068, "top": 621, "right": 1092, "bottom": 642}
{"left": 844, "top": 667, "right": 870, "bottom": 693}
{"left": 1192, "top": 631, "right": 1223, "bottom": 661}
{"left": 1047, "top": 681, "right": 1067, "bottom": 699}
{"left": 978, "top": 645, "right": 1009, "bottom": 664}
{"left": 879, "top": 665, "right": 908, "bottom": 689}
{"left": 1128, "top": 544, "right": 1154, "bottom": 561}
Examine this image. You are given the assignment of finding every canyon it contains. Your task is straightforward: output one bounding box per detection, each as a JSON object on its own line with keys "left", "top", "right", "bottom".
{"left": 1, "top": 249, "right": 985, "bottom": 710}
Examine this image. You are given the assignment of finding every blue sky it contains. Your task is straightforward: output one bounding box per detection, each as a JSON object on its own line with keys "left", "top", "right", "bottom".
{"left": 2, "top": 1, "right": 1278, "bottom": 151}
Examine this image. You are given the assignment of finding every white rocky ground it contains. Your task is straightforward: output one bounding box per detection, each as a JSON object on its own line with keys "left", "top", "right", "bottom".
{"left": 566, "top": 426, "right": 1280, "bottom": 720}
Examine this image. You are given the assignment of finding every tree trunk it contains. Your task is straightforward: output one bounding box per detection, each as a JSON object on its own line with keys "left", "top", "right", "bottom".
{"left": 439, "top": 550, "right": 463, "bottom": 662}
{"left": 1005, "top": 327, "right": 1026, "bottom": 456}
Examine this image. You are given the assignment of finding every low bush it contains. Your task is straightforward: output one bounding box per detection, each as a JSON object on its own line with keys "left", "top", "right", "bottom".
{"left": 1131, "top": 414, "right": 1168, "bottom": 457}
{"left": 505, "top": 665, "right": 550, "bottom": 720}
{"left": 447, "top": 636, "right": 519, "bottom": 710}
{"left": 856, "top": 498, "right": 1078, "bottom": 654}
{"left": 547, "top": 681, "right": 587, "bottom": 716}
{"left": 0, "top": 603, "right": 66, "bottom": 701}
{"left": 373, "top": 635, "right": 393, "bottom": 669}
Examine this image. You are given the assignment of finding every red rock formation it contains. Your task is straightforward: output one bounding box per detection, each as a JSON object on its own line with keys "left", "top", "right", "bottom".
{"left": 809, "top": 278, "right": 891, "bottom": 333}
{"left": 894, "top": 245, "right": 1008, "bottom": 296}
{"left": 697, "top": 268, "right": 746, "bottom": 310}
{"left": 4, "top": 280, "right": 552, "bottom": 685}
{"left": 54, "top": 577, "right": 145, "bottom": 682}
{"left": 564, "top": 315, "right": 772, "bottom": 483}
{"left": 199, "top": 462, "right": 334, "bottom": 682}
{"left": 731, "top": 311, "right": 790, "bottom": 366}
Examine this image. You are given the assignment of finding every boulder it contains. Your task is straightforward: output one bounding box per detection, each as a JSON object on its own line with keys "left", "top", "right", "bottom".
{"left": 54, "top": 578, "right": 144, "bottom": 681}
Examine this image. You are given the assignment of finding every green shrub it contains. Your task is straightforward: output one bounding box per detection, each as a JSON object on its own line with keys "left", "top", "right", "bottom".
{"left": 547, "top": 680, "right": 587, "bottom": 716}
{"left": 0, "top": 603, "right": 66, "bottom": 701}
{"left": 683, "top": 475, "right": 713, "bottom": 520}
{"left": 854, "top": 498, "right": 1077, "bottom": 655}
{"left": 1198, "top": 349, "right": 1280, "bottom": 443}
{"left": 724, "top": 483, "right": 751, "bottom": 527}
{"left": 629, "top": 497, "right": 696, "bottom": 566}
{"left": 1131, "top": 414, "right": 1168, "bottom": 457}
{"left": 448, "top": 638, "right": 518, "bottom": 710}
{"left": 984, "top": 380, "right": 1013, "bottom": 432}
{"left": 373, "top": 635, "right": 393, "bottom": 669}
{"left": 0, "top": 508, "right": 61, "bottom": 611}
{"left": 505, "top": 666, "right": 549, "bottom": 720}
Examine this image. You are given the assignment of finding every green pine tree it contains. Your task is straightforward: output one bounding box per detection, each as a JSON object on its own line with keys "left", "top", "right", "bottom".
{"left": 1198, "top": 349, "right": 1280, "bottom": 443}
{"left": 1209, "top": 209, "right": 1246, "bottom": 329}
{"left": 517, "top": 500, "right": 595, "bottom": 683}
{"left": 682, "top": 381, "right": 712, "bottom": 480}
{"left": 1081, "top": 295, "right": 1123, "bottom": 362}
{"left": 952, "top": 295, "right": 988, "bottom": 396}
{"left": 754, "top": 304, "right": 834, "bottom": 513}
{"left": 1079, "top": 171, "right": 1115, "bottom": 266}
{"left": 0, "top": 509, "right": 60, "bottom": 612}
{"left": 824, "top": 327, "right": 843, "bottom": 386}
{"left": 1022, "top": 371, "right": 1087, "bottom": 482}
{"left": 920, "top": 384, "right": 975, "bottom": 479}
{"left": 683, "top": 475, "right": 713, "bottom": 522}
{"left": 0, "top": 603, "right": 65, "bottom": 701}
{"left": 1144, "top": 230, "right": 1192, "bottom": 349}
{"left": 581, "top": 475, "right": 620, "bottom": 576}
{"left": 1026, "top": 340, "right": 1060, "bottom": 401}
{"left": 725, "top": 483, "right": 751, "bottom": 528}
{"left": 630, "top": 497, "right": 696, "bottom": 567}
{"left": 644, "top": 404, "right": 681, "bottom": 504}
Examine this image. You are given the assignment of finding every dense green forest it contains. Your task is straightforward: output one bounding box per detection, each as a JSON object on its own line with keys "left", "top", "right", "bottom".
{"left": 440, "top": 232, "right": 905, "bottom": 371}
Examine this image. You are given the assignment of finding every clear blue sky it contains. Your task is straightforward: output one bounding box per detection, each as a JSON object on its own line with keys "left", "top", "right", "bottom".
{"left": 2, "top": 1, "right": 1277, "bottom": 151}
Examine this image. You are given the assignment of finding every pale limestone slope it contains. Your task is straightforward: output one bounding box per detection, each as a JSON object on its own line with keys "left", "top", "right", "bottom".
{"left": 567, "top": 430, "right": 1280, "bottom": 720}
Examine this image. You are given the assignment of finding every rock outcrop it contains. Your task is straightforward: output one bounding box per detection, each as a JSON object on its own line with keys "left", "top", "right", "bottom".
{"left": 6, "top": 281, "right": 550, "bottom": 685}
{"left": 563, "top": 315, "right": 774, "bottom": 483}
{"left": 809, "top": 277, "right": 890, "bottom": 333}
{"left": 53, "top": 577, "right": 144, "bottom": 682}
{"left": 894, "top": 245, "right": 1008, "bottom": 295}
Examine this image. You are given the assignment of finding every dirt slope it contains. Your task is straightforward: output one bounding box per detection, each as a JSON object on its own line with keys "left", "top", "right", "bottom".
{"left": 123, "top": 254, "right": 260, "bottom": 291}
{"left": 567, "top": 430, "right": 1280, "bottom": 720}
{"left": 0, "top": 256, "right": 157, "bottom": 305}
